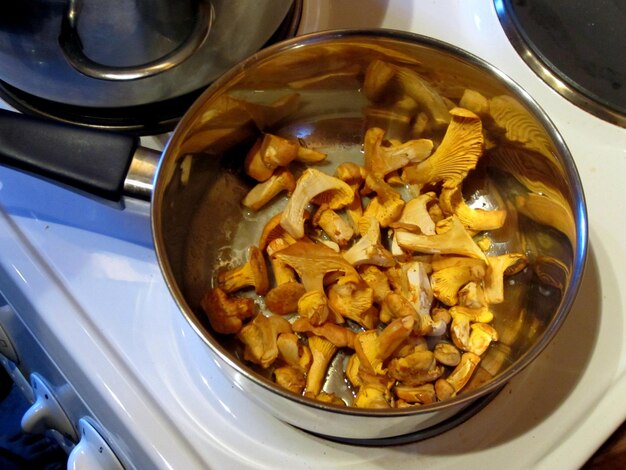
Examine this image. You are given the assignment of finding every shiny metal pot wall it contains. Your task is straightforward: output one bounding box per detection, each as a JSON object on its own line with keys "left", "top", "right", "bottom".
{"left": 0, "top": 0, "right": 294, "bottom": 107}
{"left": 0, "top": 29, "right": 588, "bottom": 441}
{"left": 153, "top": 30, "right": 587, "bottom": 440}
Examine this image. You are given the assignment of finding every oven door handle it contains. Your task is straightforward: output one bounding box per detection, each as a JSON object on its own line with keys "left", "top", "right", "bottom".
{"left": 0, "top": 109, "right": 160, "bottom": 204}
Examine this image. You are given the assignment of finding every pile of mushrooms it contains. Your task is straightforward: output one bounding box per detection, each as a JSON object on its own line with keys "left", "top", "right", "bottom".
{"left": 200, "top": 59, "right": 529, "bottom": 409}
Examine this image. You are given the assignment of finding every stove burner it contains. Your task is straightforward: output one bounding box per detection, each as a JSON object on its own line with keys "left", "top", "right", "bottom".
{"left": 0, "top": 0, "right": 302, "bottom": 135}
{"left": 0, "top": 81, "right": 199, "bottom": 135}
{"left": 495, "top": 0, "right": 626, "bottom": 128}
{"left": 306, "top": 387, "right": 502, "bottom": 447}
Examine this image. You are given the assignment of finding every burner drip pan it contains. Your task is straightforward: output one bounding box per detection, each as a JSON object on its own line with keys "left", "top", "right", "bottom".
{"left": 495, "top": 0, "right": 626, "bottom": 128}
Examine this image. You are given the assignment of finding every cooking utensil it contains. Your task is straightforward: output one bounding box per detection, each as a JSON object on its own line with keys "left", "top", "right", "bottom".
{"left": 0, "top": 30, "right": 587, "bottom": 441}
{"left": 0, "top": 0, "right": 295, "bottom": 108}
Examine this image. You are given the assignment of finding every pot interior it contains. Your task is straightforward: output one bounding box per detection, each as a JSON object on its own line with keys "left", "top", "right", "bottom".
{"left": 153, "top": 31, "right": 586, "bottom": 414}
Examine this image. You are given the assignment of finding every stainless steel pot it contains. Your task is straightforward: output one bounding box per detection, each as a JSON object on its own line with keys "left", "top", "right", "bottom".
{"left": 0, "top": 0, "right": 294, "bottom": 108}
{"left": 0, "top": 30, "right": 588, "bottom": 442}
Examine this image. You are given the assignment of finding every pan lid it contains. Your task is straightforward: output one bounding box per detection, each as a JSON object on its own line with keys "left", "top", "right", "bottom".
{"left": 0, "top": 0, "right": 302, "bottom": 135}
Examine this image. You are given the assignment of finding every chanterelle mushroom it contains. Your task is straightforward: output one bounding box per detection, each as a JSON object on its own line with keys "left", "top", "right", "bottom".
{"left": 394, "top": 383, "right": 436, "bottom": 405}
{"left": 297, "top": 290, "right": 331, "bottom": 326}
{"left": 217, "top": 245, "right": 270, "bottom": 295}
{"left": 433, "top": 341, "right": 461, "bottom": 367}
{"left": 314, "top": 206, "right": 355, "bottom": 247}
{"left": 354, "top": 330, "right": 385, "bottom": 375}
{"left": 396, "top": 215, "right": 487, "bottom": 261}
{"left": 430, "top": 262, "right": 486, "bottom": 306}
{"left": 353, "top": 316, "right": 415, "bottom": 378}
{"left": 445, "top": 352, "right": 481, "bottom": 392}
{"left": 403, "top": 107, "right": 483, "bottom": 188}
{"left": 264, "top": 238, "right": 306, "bottom": 316}
{"left": 468, "top": 322, "right": 499, "bottom": 356}
{"left": 304, "top": 335, "right": 338, "bottom": 397}
{"left": 258, "top": 212, "right": 300, "bottom": 251}
{"left": 274, "top": 365, "right": 306, "bottom": 394}
{"left": 266, "top": 238, "right": 296, "bottom": 285}
{"left": 378, "top": 316, "right": 415, "bottom": 360}
{"left": 399, "top": 260, "right": 434, "bottom": 317}
{"left": 200, "top": 287, "right": 255, "bottom": 335}
{"left": 435, "top": 377, "right": 456, "bottom": 401}
{"left": 392, "top": 192, "right": 438, "bottom": 235}
{"left": 484, "top": 253, "right": 528, "bottom": 304}
{"left": 343, "top": 216, "right": 395, "bottom": 268}
{"left": 363, "top": 127, "right": 433, "bottom": 179}
{"left": 237, "top": 313, "right": 292, "bottom": 368}
{"left": 360, "top": 265, "right": 393, "bottom": 305}
{"left": 380, "top": 292, "right": 417, "bottom": 323}
{"left": 241, "top": 168, "right": 296, "bottom": 212}
{"left": 296, "top": 143, "right": 327, "bottom": 163}
{"left": 449, "top": 306, "right": 493, "bottom": 352}
{"left": 327, "top": 281, "right": 376, "bottom": 329}
{"left": 387, "top": 349, "right": 444, "bottom": 386}
{"left": 354, "top": 373, "right": 394, "bottom": 409}
{"left": 405, "top": 261, "right": 450, "bottom": 336}
{"left": 449, "top": 305, "right": 494, "bottom": 323}
{"left": 439, "top": 184, "right": 507, "bottom": 232}
{"left": 292, "top": 318, "right": 356, "bottom": 349}
{"left": 280, "top": 168, "right": 354, "bottom": 239}
{"left": 457, "top": 281, "right": 487, "bottom": 308}
{"left": 244, "top": 133, "right": 299, "bottom": 182}
{"left": 362, "top": 175, "right": 405, "bottom": 227}
{"left": 276, "top": 332, "right": 312, "bottom": 371}
{"left": 274, "top": 241, "right": 361, "bottom": 292}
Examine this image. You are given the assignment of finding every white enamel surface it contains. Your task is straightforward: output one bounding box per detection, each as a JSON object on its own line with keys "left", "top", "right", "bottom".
{"left": 0, "top": 1, "right": 624, "bottom": 468}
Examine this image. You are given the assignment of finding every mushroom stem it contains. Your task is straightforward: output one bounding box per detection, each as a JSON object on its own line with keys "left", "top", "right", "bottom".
{"left": 378, "top": 316, "right": 415, "bottom": 361}
{"left": 446, "top": 352, "right": 481, "bottom": 392}
{"left": 304, "top": 336, "right": 338, "bottom": 397}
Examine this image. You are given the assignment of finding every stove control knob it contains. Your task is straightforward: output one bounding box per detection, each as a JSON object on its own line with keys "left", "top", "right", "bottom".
{"left": 68, "top": 418, "right": 123, "bottom": 470}
{"left": 21, "top": 373, "right": 76, "bottom": 441}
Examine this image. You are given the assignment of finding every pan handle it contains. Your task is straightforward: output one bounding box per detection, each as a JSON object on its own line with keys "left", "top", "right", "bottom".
{"left": 0, "top": 109, "right": 160, "bottom": 203}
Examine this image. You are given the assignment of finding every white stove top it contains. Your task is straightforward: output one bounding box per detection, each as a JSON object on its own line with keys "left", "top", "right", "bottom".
{"left": 1, "top": 1, "right": 625, "bottom": 468}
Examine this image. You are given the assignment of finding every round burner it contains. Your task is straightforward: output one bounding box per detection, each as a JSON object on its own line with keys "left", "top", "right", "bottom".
{"left": 495, "top": 0, "right": 626, "bottom": 128}
{"left": 0, "top": 0, "right": 302, "bottom": 135}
